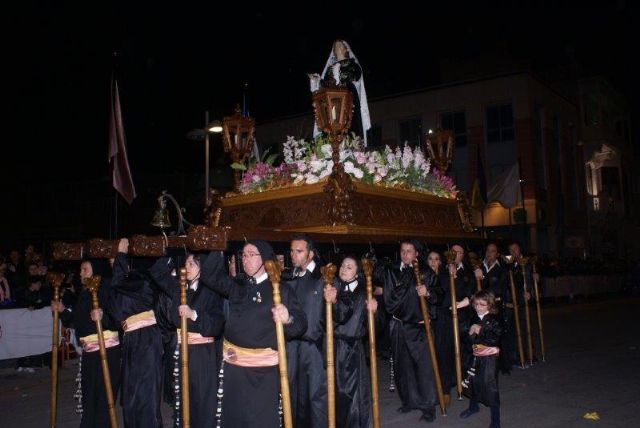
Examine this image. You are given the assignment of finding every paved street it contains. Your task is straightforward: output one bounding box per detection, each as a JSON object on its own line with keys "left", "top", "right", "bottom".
{"left": 2, "top": 296, "right": 639, "bottom": 427}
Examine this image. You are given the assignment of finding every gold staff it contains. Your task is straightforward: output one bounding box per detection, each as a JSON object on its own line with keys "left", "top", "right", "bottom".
{"left": 48, "top": 272, "right": 65, "bottom": 428}
{"left": 362, "top": 259, "right": 381, "bottom": 428}
{"left": 264, "top": 260, "right": 293, "bottom": 428}
{"left": 469, "top": 258, "right": 483, "bottom": 292}
{"left": 444, "top": 250, "right": 464, "bottom": 401}
{"left": 507, "top": 264, "right": 526, "bottom": 369}
{"left": 530, "top": 256, "right": 546, "bottom": 362}
{"left": 411, "top": 260, "right": 446, "bottom": 416}
{"left": 178, "top": 268, "right": 191, "bottom": 428}
{"left": 321, "top": 263, "right": 337, "bottom": 428}
{"left": 518, "top": 257, "right": 534, "bottom": 366}
{"left": 85, "top": 276, "right": 118, "bottom": 428}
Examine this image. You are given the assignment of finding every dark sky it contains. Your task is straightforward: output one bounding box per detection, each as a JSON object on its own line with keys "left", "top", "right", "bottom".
{"left": 6, "top": 2, "right": 638, "bottom": 187}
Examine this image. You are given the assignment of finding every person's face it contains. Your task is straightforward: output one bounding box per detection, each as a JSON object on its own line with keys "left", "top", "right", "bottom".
{"left": 28, "top": 264, "right": 39, "bottom": 276}
{"left": 10, "top": 250, "right": 20, "bottom": 264}
{"left": 473, "top": 299, "right": 489, "bottom": 314}
{"left": 452, "top": 245, "right": 465, "bottom": 264}
{"left": 333, "top": 40, "right": 347, "bottom": 59}
{"left": 29, "top": 281, "right": 42, "bottom": 291}
{"left": 242, "top": 244, "right": 265, "bottom": 277}
{"left": 508, "top": 244, "right": 521, "bottom": 259}
{"left": 0, "top": 263, "right": 6, "bottom": 275}
{"left": 339, "top": 257, "right": 358, "bottom": 282}
{"left": 79, "top": 261, "right": 93, "bottom": 283}
{"left": 185, "top": 255, "right": 200, "bottom": 282}
{"left": 428, "top": 252, "right": 441, "bottom": 272}
{"left": 290, "top": 240, "right": 314, "bottom": 269}
{"left": 485, "top": 244, "right": 498, "bottom": 263}
{"left": 400, "top": 243, "right": 418, "bottom": 266}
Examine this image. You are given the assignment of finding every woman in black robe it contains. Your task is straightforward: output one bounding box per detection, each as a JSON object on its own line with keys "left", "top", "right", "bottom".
{"left": 460, "top": 290, "right": 504, "bottom": 428}
{"left": 324, "top": 255, "right": 378, "bottom": 428}
{"left": 108, "top": 239, "right": 174, "bottom": 428}
{"left": 66, "top": 258, "right": 120, "bottom": 428}
{"left": 201, "top": 241, "right": 307, "bottom": 428}
{"left": 167, "top": 253, "right": 225, "bottom": 428}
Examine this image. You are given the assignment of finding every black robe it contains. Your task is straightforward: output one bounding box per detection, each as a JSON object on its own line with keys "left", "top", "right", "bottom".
{"left": 285, "top": 265, "right": 327, "bottom": 428}
{"left": 376, "top": 262, "right": 444, "bottom": 415}
{"left": 167, "top": 278, "right": 225, "bottom": 428}
{"left": 333, "top": 278, "right": 371, "bottom": 428}
{"left": 109, "top": 253, "right": 173, "bottom": 428}
{"left": 74, "top": 279, "right": 121, "bottom": 428}
{"left": 202, "top": 252, "right": 308, "bottom": 428}
{"left": 463, "top": 313, "right": 503, "bottom": 406}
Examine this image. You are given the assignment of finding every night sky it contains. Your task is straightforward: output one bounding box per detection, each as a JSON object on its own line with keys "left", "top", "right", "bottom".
{"left": 6, "top": 2, "right": 638, "bottom": 188}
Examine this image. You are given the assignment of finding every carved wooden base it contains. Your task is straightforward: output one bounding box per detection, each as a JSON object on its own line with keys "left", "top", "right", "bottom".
{"left": 220, "top": 182, "right": 476, "bottom": 243}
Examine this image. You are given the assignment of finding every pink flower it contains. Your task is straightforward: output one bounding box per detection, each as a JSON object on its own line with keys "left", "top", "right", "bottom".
{"left": 354, "top": 151, "right": 367, "bottom": 165}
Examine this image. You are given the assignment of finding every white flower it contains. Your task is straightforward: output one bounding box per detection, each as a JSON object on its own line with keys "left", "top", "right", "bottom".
{"left": 343, "top": 161, "right": 355, "bottom": 174}
{"left": 320, "top": 161, "right": 334, "bottom": 178}
{"left": 351, "top": 168, "right": 364, "bottom": 179}
{"left": 402, "top": 144, "right": 413, "bottom": 169}
{"left": 373, "top": 173, "right": 383, "bottom": 183}
{"left": 296, "top": 161, "right": 307, "bottom": 173}
{"left": 310, "top": 159, "right": 325, "bottom": 173}
{"left": 293, "top": 174, "right": 305, "bottom": 185}
{"left": 320, "top": 144, "right": 333, "bottom": 159}
{"left": 305, "top": 174, "right": 320, "bottom": 184}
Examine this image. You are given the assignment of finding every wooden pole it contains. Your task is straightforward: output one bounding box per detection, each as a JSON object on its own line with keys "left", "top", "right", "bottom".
{"left": 321, "top": 263, "right": 337, "bottom": 428}
{"left": 361, "top": 259, "right": 381, "bottom": 428}
{"left": 264, "top": 260, "right": 293, "bottom": 428}
{"left": 444, "top": 250, "right": 463, "bottom": 400}
{"left": 530, "top": 257, "right": 546, "bottom": 362}
{"left": 469, "top": 258, "right": 483, "bottom": 292}
{"left": 507, "top": 269, "right": 526, "bottom": 369}
{"left": 179, "top": 268, "right": 191, "bottom": 428}
{"left": 48, "top": 272, "right": 64, "bottom": 428}
{"left": 518, "top": 258, "right": 534, "bottom": 366}
{"left": 85, "top": 276, "right": 118, "bottom": 428}
{"left": 411, "top": 260, "right": 446, "bottom": 416}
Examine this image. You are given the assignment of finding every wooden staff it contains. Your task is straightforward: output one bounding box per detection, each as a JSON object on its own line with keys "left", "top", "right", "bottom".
{"left": 518, "top": 257, "right": 534, "bottom": 366}
{"left": 411, "top": 260, "right": 446, "bottom": 416}
{"left": 507, "top": 267, "right": 526, "bottom": 369}
{"left": 444, "top": 250, "right": 463, "bottom": 400}
{"left": 361, "top": 259, "right": 381, "bottom": 428}
{"left": 85, "top": 276, "right": 118, "bottom": 428}
{"left": 179, "top": 268, "right": 191, "bottom": 428}
{"left": 530, "top": 256, "right": 546, "bottom": 362}
{"left": 321, "top": 263, "right": 337, "bottom": 428}
{"left": 264, "top": 260, "right": 293, "bottom": 428}
{"left": 48, "top": 272, "right": 65, "bottom": 428}
{"left": 469, "top": 258, "right": 483, "bottom": 292}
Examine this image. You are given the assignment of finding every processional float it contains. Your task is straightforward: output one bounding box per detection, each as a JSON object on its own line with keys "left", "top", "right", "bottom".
{"left": 51, "top": 83, "right": 479, "bottom": 423}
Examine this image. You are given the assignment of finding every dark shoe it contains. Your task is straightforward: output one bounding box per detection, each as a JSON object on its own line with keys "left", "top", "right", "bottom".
{"left": 397, "top": 406, "right": 412, "bottom": 413}
{"left": 460, "top": 407, "right": 480, "bottom": 418}
{"left": 419, "top": 412, "right": 435, "bottom": 423}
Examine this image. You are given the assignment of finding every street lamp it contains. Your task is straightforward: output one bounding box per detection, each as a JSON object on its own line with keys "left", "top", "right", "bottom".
{"left": 187, "top": 111, "right": 223, "bottom": 205}
{"left": 424, "top": 128, "right": 455, "bottom": 173}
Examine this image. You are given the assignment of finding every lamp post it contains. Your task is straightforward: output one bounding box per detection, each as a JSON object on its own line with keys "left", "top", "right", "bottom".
{"left": 222, "top": 105, "right": 256, "bottom": 191}
{"left": 187, "top": 112, "right": 223, "bottom": 206}
{"left": 312, "top": 85, "right": 354, "bottom": 224}
{"left": 425, "top": 128, "right": 455, "bottom": 173}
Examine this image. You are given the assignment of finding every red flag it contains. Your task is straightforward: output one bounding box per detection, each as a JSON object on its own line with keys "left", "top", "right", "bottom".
{"left": 108, "top": 77, "right": 136, "bottom": 204}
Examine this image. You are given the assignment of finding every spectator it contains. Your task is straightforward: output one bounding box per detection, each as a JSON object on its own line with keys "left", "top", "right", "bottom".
{"left": 0, "top": 258, "right": 11, "bottom": 304}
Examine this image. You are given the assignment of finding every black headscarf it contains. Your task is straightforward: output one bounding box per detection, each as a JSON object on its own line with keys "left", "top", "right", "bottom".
{"left": 246, "top": 240, "right": 277, "bottom": 263}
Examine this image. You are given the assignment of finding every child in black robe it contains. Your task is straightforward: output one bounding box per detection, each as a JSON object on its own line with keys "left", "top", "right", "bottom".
{"left": 460, "top": 290, "right": 504, "bottom": 428}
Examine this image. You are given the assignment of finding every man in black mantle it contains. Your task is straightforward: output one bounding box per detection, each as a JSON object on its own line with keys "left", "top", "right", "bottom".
{"left": 202, "top": 240, "right": 307, "bottom": 428}
{"left": 285, "top": 234, "right": 327, "bottom": 428}
{"left": 375, "top": 239, "right": 444, "bottom": 423}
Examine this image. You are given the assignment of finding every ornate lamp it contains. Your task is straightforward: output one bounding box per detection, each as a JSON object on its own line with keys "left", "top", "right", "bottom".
{"left": 312, "top": 86, "right": 355, "bottom": 224}
{"left": 425, "top": 128, "right": 455, "bottom": 173}
{"left": 223, "top": 105, "right": 256, "bottom": 191}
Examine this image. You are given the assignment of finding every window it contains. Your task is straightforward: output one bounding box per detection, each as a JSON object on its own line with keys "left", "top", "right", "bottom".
{"left": 440, "top": 111, "right": 467, "bottom": 147}
{"left": 486, "top": 104, "right": 514, "bottom": 144}
{"left": 399, "top": 117, "right": 422, "bottom": 147}
{"left": 366, "top": 125, "right": 382, "bottom": 149}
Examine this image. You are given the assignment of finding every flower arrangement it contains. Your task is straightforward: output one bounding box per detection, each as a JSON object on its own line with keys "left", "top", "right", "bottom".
{"left": 232, "top": 134, "right": 457, "bottom": 198}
